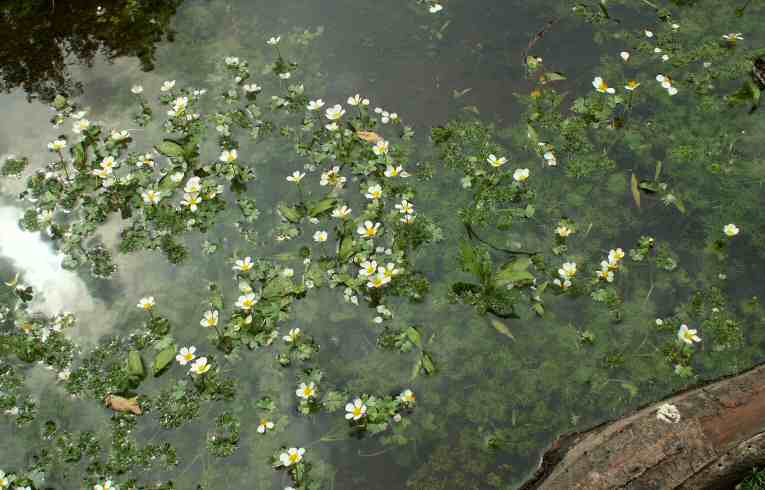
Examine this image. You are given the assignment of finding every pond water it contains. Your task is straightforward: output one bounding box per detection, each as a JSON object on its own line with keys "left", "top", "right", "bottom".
{"left": 1, "top": 0, "right": 765, "bottom": 489}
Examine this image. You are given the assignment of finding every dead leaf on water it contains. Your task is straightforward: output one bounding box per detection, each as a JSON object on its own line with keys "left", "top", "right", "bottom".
{"left": 356, "top": 131, "right": 382, "bottom": 144}
{"left": 631, "top": 173, "right": 641, "bottom": 208}
{"left": 104, "top": 394, "right": 142, "bottom": 415}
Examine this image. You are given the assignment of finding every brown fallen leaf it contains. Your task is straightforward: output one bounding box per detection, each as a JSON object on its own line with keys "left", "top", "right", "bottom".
{"left": 356, "top": 131, "right": 383, "bottom": 144}
{"left": 104, "top": 394, "right": 142, "bottom": 415}
{"left": 630, "top": 173, "right": 641, "bottom": 208}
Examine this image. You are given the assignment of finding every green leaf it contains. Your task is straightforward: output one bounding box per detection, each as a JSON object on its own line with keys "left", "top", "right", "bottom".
{"left": 494, "top": 257, "right": 534, "bottom": 287}
{"left": 630, "top": 173, "right": 641, "bottom": 208}
{"left": 543, "top": 72, "right": 567, "bottom": 82}
{"left": 72, "top": 143, "right": 87, "bottom": 166}
{"left": 338, "top": 235, "right": 355, "bottom": 262}
{"left": 307, "top": 198, "right": 337, "bottom": 217}
{"left": 154, "top": 140, "right": 185, "bottom": 158}
{"left": 405, "top": 326, "right": 422, "bottom": 349}
{"left": 153, "top": 345, "right": 177, "bottom": 377}
{"left": 420, "top": 351, "right": 435, "bottom": 375}
{"left": 277, "top": 203, "right": 303, "bottom": 223}
{"left": 127, "top": 350, "right": 145, "bottom": 378}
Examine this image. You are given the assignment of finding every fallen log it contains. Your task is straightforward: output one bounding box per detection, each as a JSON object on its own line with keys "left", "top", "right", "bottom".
{"left": 521, "top": 364, "right": 765, "bottom": 490}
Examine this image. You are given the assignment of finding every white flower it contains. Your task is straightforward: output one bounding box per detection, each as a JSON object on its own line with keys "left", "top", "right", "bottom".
{"left": 325, "top": 104, "right": 346, "bottom": 121}
{"left": 487, "top": 154, "right": 507, "bottom": 168}
{"left": 656, "top": 403, "right": 681, "bottom": 424}
{"left": 345, "top": 398, "right": 367, "bottom": 420}
{"left": 131, "top": 84, "right": 144, "bottom": 94}
{"left": 645, "top": 30, "right": 654, "bottom": 38}
{"left": 366, "top": 272, "right": 391, "bottom": 289}
{"left": 189, "top": 357, "right": 211, "bottom": 375}
{"left": 677, "top": 324, "right": 701, "bottom": 345}
{"left": 48, "top": 139, "right": 67, "bottom": 151}
{"left": 325, "top": 122, "right": 339, "bottom": 131}
{"left": 234, "top": 256, "right": 254, "bottom": 272}
{"left": 357, "top": 221, "right": 381, "bottom": 239}
{"left": 160, "top": 80, "right": 176, "bottom": 92}
{"left": 593, "top": 76, "right": 615, "bottom": 94}
{"left": 296, "top": 382, "right": 317, "bottom": 399}
{"left": 620, "top": 51, "right": 630, "bottom": 62}
{"left": 0, "top": 471, "right": 14, "bottom": 488}
{"left": 137, "top": 153, "right": 155, "bottom": 168}
{"left": 558, "top": 262, "right": 577, "bottom": 280}
{"left": 219, "top": 149, "right": 238, "bottom": 163}
{"left": 723, "top": 223, "right": 740, "bottom": 237}
{"left": 267, "top": 36, "right": 281, "bottom": 45}
{"left": 347, "top": 94, "right": 363, "bottom": 106}
{"left": 224, "top": 56, "right": 240, "bottom": 66}
{"left": 395, "top": 199, "right": 414, "bottom": 214}
{"left": 307, "top": 99, "right": 325, "bottom": 111}
{"left": 429, "top": 3, "right": 443, "bottom": 13}
{"left": 141, "top": 189, "right": 161, "bottom": 205}
{"left": 313, "top": 230, "right": 328, "bottom": 243}
{"left": 279, "top": 447, "right": 305, "bottom": 467}
{"left": 543, "top": 151, "right": 558, "bottom": 166}
{"left": 608, "top": 248, "right": 625, "bottom": 265}
{"left": 661, "top": 54, "right": 670, "bottom": 62}
{"left": 137, "top": 297, "right": 155, "bottom": 310}
{"left": 183, "top": 176, "right": 202, "bottom": 194}
{"left": 625, "top": 80, "right": 641, "bottom": 91}
{"left": 656, "top": 74, "right": 678, "bottom": 95}
{"left": 72, "top": 119, "right": 91, "bottom": 134}
{"left": 278, "top": 72, "right": 291, "bottom": 80}
{"left": 200, "top": 310, "right": 219, "bottom": 328}
{"left": 656, "top": 318, "right": 664, "bottom": 326}
{"left": 181, "top": 193, "right": 202, "bottom": 212}
{"left": 332, "top": 205, "right": 352, "bottom": 219}
{"left": 286, "top": 171, "right": 305, "bottom": 183}
{"left": 283, "top": 328, "right": 301, "bottom": 343}
{"left": 236, "top": 293, "right": 258, "bottom": 311}
{"left": 243, "top": 83, "right": 261, "bottom": 94}
{"left": 513, "top": 168, "right": 530, "bottom": 182}
{"left": 398, "top": 389, "right": 416, "bottom": 404}
{"left": 94, "top": 481, "right": 117, "bottom": 490}
{"left": 555, "top": 225, "right": 573, "bottom": 237}
{"left": 401, "top": 214, "right": 415, "bottom": 224}
{"left": 671, "top": 23, "right": 680, "bottom": 30}
{"left": 257, "top": 419, "right": 274, "bottom": 434}
{"left": 57, "top": 368, "right": 71, "bottom": 381}
{"left": 372, "top": 140, "right": 390, "bottom": 156}
{"left": 722, "top": 32, "right": 744, "bottom": 43}
{"left": 110, "top": 129, "right": 129, "bottom": 141}
{"left": 384, "top": 165, "right": 410, "bottom": 178}
{"left": 176, "top": 346, "right": 197, "bottom": 365}
{"left": 365, "top": 184, "right": 383, "bottom": 200}
{"left": 358, "top": 260, "right": 378, "bottom": 277}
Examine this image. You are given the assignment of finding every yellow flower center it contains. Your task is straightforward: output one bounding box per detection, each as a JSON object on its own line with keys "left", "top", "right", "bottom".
{"left": 289, "top": 453, "right": 300, "bottom": 464}
{"left": 598, "top": 81, "right": 608, "bottom": 91}
{"left": 353, "top": 407, "right": 363, "bottom": 417}
{"left": 184, "top": 353, "right": 194, "bottom": 361}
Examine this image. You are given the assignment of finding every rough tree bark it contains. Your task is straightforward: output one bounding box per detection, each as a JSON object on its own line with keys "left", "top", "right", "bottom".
{"left": 521, "top": 364, "right": 765, "bottom": 490}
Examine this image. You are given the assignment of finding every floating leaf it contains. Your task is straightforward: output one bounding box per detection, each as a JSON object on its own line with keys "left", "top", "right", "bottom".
{"left": 153, "top": 345, "right": 177, "bottom": 377}
{"left": 420, "top": 351, "right": 435, "bottom": 375}
{"left": 356, "top": 131, "right": 383, "bottom": 143}
{"left": 307, "top": 198, "right": 337, "bottom": 217}
{"left": 277, "top": 203, "right": 303, "bottom": 223}
{"left": 630, "top": 173, "right": 641, "bottom": 208}
{"left": 154, "top": 139, "right": 185, "bottom": 158}
{"left": 127, "top": 350, "right": 145, "bottom": 379}
{"left": 104, "top": 394, "right": 142, "bottom": 415}
{"left": 490, "top": 319, "right": 515, "bottom": 341}
{"left": 494, "top": 257, "right": 534, "bottom": 287}
{"left": 405, "top": 326, "right": 422, "bottom": 349}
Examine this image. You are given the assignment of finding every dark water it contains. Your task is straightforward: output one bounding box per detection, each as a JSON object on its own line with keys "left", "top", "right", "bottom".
{"left": 1, "top": 0, "right": 765, "bottom": 489}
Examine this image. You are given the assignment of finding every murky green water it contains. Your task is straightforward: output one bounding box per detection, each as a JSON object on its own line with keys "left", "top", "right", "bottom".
{"left": 2, "top": 0, "right": 765, "bottom": 488}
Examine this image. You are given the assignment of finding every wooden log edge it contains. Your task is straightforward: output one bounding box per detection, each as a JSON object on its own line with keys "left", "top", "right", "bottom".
{"left": 520, "top": 363, "right": 765, "bottom": 490}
